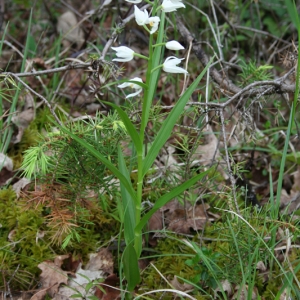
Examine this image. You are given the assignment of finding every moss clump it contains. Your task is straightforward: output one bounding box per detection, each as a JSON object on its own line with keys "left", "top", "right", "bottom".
{"left": 0, "top": 187, "right": 54, "bottom": 290}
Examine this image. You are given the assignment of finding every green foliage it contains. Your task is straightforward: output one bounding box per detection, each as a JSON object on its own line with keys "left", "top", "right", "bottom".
{"left": 22, "top": 111, "right": 124, "bottom": 245}
{"left": 185, "top": 247, "right": 222, "bottom": 288}
{"left": 239, "top": 59, "right": 273, "bottom": 85}
{"left": 142, "top": 237, "right": 199, "bottom": 295}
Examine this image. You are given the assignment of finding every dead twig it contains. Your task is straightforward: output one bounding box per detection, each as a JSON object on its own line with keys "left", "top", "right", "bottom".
{"left": 176, "top": 18, "right": 296, "bottom": 99}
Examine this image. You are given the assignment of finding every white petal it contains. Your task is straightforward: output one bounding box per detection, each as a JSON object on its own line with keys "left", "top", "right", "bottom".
{"left": 134, "top": 5, "right": 149, "bottom": 26}
{"left": 130, "top": 77, "right": 143, "bottom": 84}
{"left": 118, "top": 82, "right": 130, "bottom": 88}
{"left": 147, "top": 16, "right": 160, "bottom": 34}
{"left": 166, "top": 40, "right": 185, "bottom": 50}
{"left": 163, "top": 56, "right": 188, "bottom": 74}
{"left": 118, "top": 77, "right": 143, "bottom": 98}
{"left": 161, "top": 0, "right": 185, "bottom": 12}
{"left": 125, "top": 0, "right": 142, "bottom": 3}
{"left": 125, "top": 89, "right": 143, "bottom": 98}
{"left": 111, "top": 46, "right": 134, "bottom": 62}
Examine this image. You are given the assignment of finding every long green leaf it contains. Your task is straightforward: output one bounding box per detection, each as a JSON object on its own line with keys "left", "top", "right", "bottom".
{"left": 123, "top": 243, "right": 140, "bottom": 291}
{"left": 60, "top": 127, "right": 137, "bottom": 202}
{"left": 105, "top": 102, "right": 142, "bottom": 155}
{"left": 135, "top": 168, "right": 210, "bottom": 233}
{"left": 118, "top": 146, "right": 136, "bottom": 246}
{"left": 142, "top": 57, "right": 214, "bottom": 177}
{"left": 285, "top": 0, "right": 300, "bottom": 28}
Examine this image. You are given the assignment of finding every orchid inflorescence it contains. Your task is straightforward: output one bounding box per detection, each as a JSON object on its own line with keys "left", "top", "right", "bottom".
{"left": 111, "top": 0, "right": 187, "bottom": 98}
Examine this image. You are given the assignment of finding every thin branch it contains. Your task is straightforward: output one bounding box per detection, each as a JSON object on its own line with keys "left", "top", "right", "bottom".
{"left": 176, "top": 18, "right": 296, "bottom": 99}
{"left": 3, "top": 62, "right": 92, "bottom": 78}
{"left": 7, "top": 73, "right": 63, "bottom": 126}
{"left": 188, "top": 78, "right": 296, "bottom": 109}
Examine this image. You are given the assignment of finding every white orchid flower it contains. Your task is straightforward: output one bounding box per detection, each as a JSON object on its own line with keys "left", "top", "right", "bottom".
{"left": 111, "top": 46, "right": 135, "bottom": 62}
{"left": 147, "top": 16, "right": 160, "bottom": 34}
{"left": 163, "top": 56, "right": 188, "bottom": 74}
{"left": 161, "top": 0, "right": 185, "bottom": 12}
{"left": 125, "top": 0, "right": 142, "bottom": 3}
{"left": 165, "top": 40, "right": 184, "bottom": 50}
{"left": 134, "top": 5, "right": 149, "bottom": 26}
{"left": 118, "top": 77, "right": 144, "bottom": 98}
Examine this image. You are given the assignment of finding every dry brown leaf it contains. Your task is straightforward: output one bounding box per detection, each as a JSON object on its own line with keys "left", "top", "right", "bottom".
{"left": 56, "top": 264, "right": 104, "bottom": 299}
{"left": 12, "top": 178, "right": 31, "bottom": 198}
{"left": 11, "top": 90, "right": 35, "bottom": 144}
{"left": 85, "top": 248, "right": 114, "bottom": 274}
{"left": 158, "top": 145, "right": 182, "bottom": 180}
{"left": 232, "top": 285, "right": 258, "bottom": 300}
{"left": 0, "top": 152, "right": 13, "bottom": 171}
{"left": 31, "top": 255, "right": 70, "bottom": 300}
{"left": 170, "top": 276, "right": 194, "bottom": 292}
{"left": 148, "top": 210, "right": 163, "bottom": 232}
{"left": 55, "top": 249, "right": 112, "bottom": 299}
{"left": 256, "top": 261, "right": 267, "bottom": 272}
{"left": 0, "top": 153, "right": 15, "bottom": 186}
{"left": 256, "top": 261, "right": 268, "bottom": 283}
{"left": 161, "top": 200, "right": 219, "bottom": 234}
{"left": 191, "top": 125, "right": 229, "bottom": 180}
{"left": 94, "top": 274, "right": 120, "bottom": 300}
{"left": 57, "top": 11, "right": 84, "bottom": 48}
{"left": 214, "top": 279, "right": 233, "bottom": 298}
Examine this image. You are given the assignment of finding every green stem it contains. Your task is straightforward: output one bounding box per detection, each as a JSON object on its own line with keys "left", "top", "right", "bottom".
{"left": 134, "top": 53, "right": 149, "bottom": 60}
{"left": 134, "top": 0, "right": 164, "bottom": 256}
{"left": 151, "top": 64, "right": 163, "bottom": 73}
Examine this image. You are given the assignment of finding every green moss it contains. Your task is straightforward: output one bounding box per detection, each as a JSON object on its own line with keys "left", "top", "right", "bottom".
{"left": 0, "top": 188, "right": 54, "bottom": 289}
{"left": 141, "top": 236, "right": 216, "bottom": 298}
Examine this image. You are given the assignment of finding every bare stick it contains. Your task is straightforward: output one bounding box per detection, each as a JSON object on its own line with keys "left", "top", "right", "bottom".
{"left": 176, "top": 18, "right": 296, "bottom": 99}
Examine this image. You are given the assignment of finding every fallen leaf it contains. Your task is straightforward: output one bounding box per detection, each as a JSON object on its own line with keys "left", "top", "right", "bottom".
{"left": 12, "top": 178, "right": 31, "bottom": 198}
{"left": 11, "top": 90, "right": 35, "bottom": 144}
{"left": 170, "top": 276, "right": 194, "bottom": 292}
{"left": 57, "top": 11, "right": 84, "bottom": 48}
{"left": 155, "top": 200, "right": 219, "bottom": 234}
{"left": 214, "top": 279, "right": 232, "bottom": 298}
{"left": 191, "top": 125, "right": 229, "bottom": 180}
{"left": 147, "top": 210, "right": 163, "bottom": 246}
{"left": 0, "top": 152, "right": 13, "bottom": 170}
{"left": 31, "top": 255, "right": 70, "bottom": 300}
{"left": 56, "top": 263, "right": 104, "bottom": 300}
{"left": 0, "top": 152, "right": 15, "bottom": 186}
{"left": 232, "top": 285, "right": 258, "bottom": 300}
{"left": 94, "top": 274, "right": 120, "bottom": 300}
{"left": 85, "top": 248, "right": 114, "bottom": 274}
